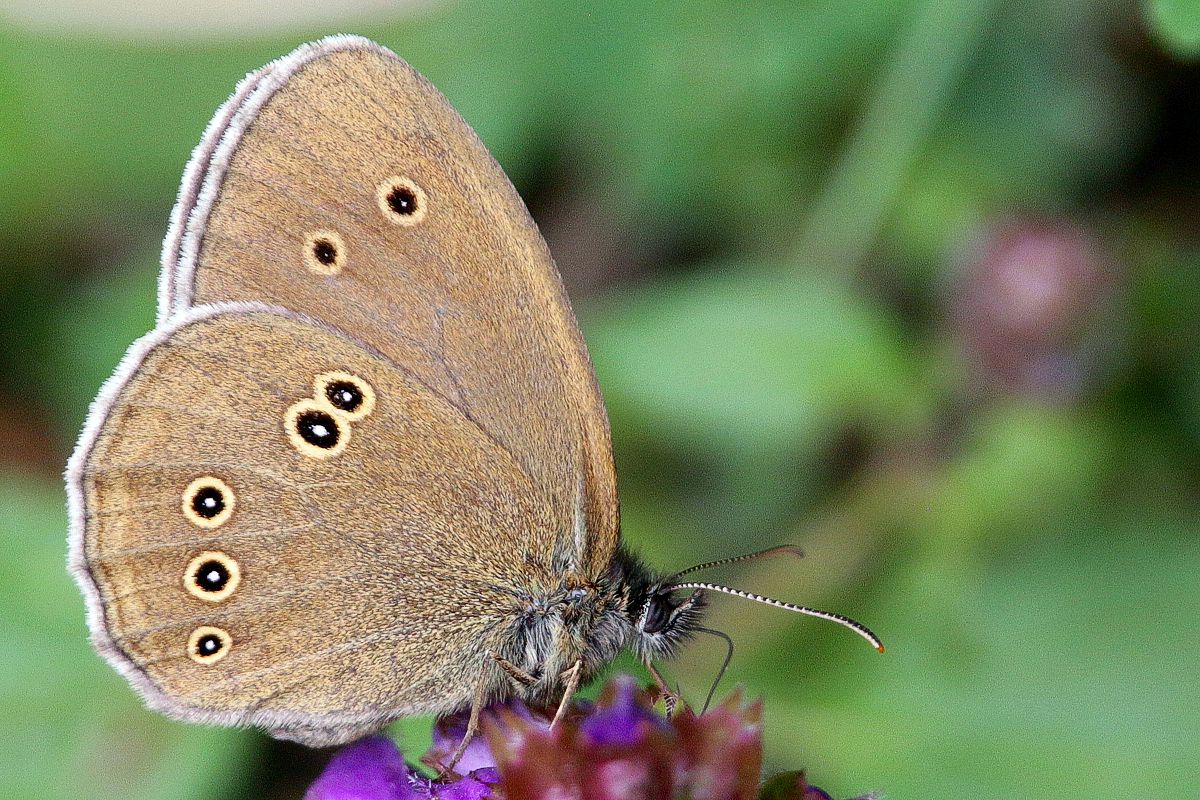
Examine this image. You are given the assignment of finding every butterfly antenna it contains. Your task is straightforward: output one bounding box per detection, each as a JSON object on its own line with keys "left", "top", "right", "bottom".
{"left": 670, "top": 582, "right": 885, "bottom": 653}
{"left": 666, "top": 544, "right": 805, "bottom": 583}
{"left": 695, "top": 626, "right": 734, "bottom": 714}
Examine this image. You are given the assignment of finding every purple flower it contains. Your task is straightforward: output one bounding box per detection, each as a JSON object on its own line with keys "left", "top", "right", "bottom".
{"left": 580, "top": 676, "right": 671, "bottom": 746}
{"left": 427, "top": 710, "right": 516, "bottom": 776}
{"left": 484, "top": 675, "right": 680, "bottom": 800}
{"left": 304, "top": 735, "right": 497, "bottom": 800}
{"left": 304, "top": 736, "right": 412, "bottom": 800}
{"left": 672, "top": 691, "right": 763, "bottom": 800}
{"left": 305, "top": 675, "right": 863, "bottom": 800}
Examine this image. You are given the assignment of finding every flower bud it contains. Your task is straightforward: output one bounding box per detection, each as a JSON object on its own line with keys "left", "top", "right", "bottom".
{"left": 950, "top": 216, "right": 1119, "bottom": 400}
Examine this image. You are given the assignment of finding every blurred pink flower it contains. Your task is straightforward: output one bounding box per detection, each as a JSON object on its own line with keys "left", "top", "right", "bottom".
{"left": 951, "top": 216, "right": 1120, "bottom": 399}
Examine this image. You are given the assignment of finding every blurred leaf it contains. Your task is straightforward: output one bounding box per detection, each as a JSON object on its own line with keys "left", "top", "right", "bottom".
{"left": 792, "top": 0, "right": 995, "bottom": 276}
{"left": 590, "top": 265, "right": 928, "bottom": 455}
{"left": 0, "top": 475, "right": 253, "bottom": 800}
{"left": 921, "top": 403, "right": 1112, "bottom": 550}
{"left": 1146, "top": 0, "right": 1200, "bottom": 57}
{"left": 578, "top": 0, "right": 918, "bottom": 250}
{"left": 1129, "top": 245, "right": 1200, "bottom": 439}
{"left": 587, "top": 263, "right": 932, "bottom": 543}
{"left": 0, "top": 29, "right": 272, "bottom": 240}
{"left": 763, "top": 515, "right": 1200, "bottom": 800}
{"left": 890, "top": 0, "right": 1146, "bottom": 275}
{"left": 37, "top": 248, "right": 158, "bottom": 442}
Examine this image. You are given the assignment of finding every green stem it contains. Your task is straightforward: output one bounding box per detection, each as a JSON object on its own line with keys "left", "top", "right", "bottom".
{"left": 790, "top": 0, "right": 997, "bottom": 277}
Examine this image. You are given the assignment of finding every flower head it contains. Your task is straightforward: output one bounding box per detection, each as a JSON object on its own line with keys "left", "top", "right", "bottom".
{"left": 305, "top": 675, "right": 861, "bottom": 800}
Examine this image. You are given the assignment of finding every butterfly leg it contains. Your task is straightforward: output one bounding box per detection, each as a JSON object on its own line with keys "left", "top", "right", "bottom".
{"left": 491, "top": 651, "right": 537, "bottom": 687}
{"left": 550, "top": 659, "right": 583, "bottom": 728}
{"left": 644, "top": 659, "right": 680, "bottom": 715}
{"left": 443, "top": 666, "right": 490, "bottom": 773}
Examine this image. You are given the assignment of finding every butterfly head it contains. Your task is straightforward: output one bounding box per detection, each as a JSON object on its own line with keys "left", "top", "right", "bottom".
{"left": 608, "top": 548, "right": 707, "bottom": 664}
{"left": 631, "top": 582, "right": 707, "bottom": 663}
{"left": 623, "top": 544, "right": 886, "bottom": 671}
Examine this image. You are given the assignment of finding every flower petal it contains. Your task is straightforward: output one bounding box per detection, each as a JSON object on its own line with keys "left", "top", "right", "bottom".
{"left": 580, "top": 675, "right": 670, "bottom": 747}
{"left": 674, "top": 691, "right": 763, "bottom": 800}
{"left": 305, "top": 736, "right": 414, "bottom": 800}
{"left": 428, "top": 712, "right": 499, "bottom": 775}
{"left": 434, "top": 773, "right": 496, "bottom": 800}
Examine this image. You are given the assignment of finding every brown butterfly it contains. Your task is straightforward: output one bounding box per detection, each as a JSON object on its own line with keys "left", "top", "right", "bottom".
{"left": 67, "top": 35, "right": 881, "bottom": 759}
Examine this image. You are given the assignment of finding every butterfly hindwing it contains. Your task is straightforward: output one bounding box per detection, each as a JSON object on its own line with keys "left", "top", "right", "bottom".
{"left": 67, "top": 304, "right": 552, "bottom": 743}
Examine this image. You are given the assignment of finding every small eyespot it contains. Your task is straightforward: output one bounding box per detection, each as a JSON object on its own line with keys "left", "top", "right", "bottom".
{"left": 182, "top": 476, "right": 235, "bottom": 529}
{"left": 184, "top": 551, "right": 241, "bottom": 602}
{"left": 313, "top": 371, "right": 376, "bottom": 421}
{"left": 188, "top": 626, "right": 232, "bottom": 665}
{"left": 303, "top": 230, "right": 346, "bottom": 275}
{"left": 284, "top": 398, "right": 350, "bottom": 459}
{"left": 376, "top": 176, "right": 427, "bottom": 225}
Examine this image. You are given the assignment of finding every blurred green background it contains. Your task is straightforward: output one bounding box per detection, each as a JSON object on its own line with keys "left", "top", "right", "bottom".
{"left": 2, "top": 1, "right": 1198, "bottom": 798}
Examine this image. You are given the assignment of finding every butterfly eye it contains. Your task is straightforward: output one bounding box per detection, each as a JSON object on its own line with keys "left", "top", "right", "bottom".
{"left": 376, "top": 176, "right": 427, "bottom": 225}
{"left": 303, "top": 230, "right": 346, "bottom": 275}
{"left": 284, "top": 398, "right": 350, "bottom": 458}
{"left": 184, "top": 551, "right": 241, "bottom": 602}
{"left": 313, "top": 371, "right": 376, "bottom": 421}
{"left": 188, "top": 626, "right": 232, "bottom": 665}
{"left": 181, "top": 476, "right": 235, "bottom": 529}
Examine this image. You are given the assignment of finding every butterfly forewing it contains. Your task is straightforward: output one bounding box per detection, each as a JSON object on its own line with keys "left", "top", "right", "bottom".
{"left": 165, "top": 37, "right": 618, "bottom": 574}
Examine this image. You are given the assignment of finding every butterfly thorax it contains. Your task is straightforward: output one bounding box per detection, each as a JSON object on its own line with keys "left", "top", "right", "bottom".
{"left": 500, "top": 548, "right": 703, "bottom": 702}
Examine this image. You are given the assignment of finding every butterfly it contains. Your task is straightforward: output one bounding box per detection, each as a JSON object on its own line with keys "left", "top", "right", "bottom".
{"left": 67, "top": 35, "right": 881, "bottom": 759}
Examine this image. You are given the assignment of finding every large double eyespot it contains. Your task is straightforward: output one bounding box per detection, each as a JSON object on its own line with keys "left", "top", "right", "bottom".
{"left": 317, "top": 371, "right": 376, "bottom": 420}
{"left": 285, "top": 398, "right": 350, "bottom": 458}
{"left": 285, "top": 371, "right": 376, "bottom": 459}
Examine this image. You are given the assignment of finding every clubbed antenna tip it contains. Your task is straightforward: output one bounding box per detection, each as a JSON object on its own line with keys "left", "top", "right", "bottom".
{"left": 668, "top": 581, "right": 885, "bottom": 654}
